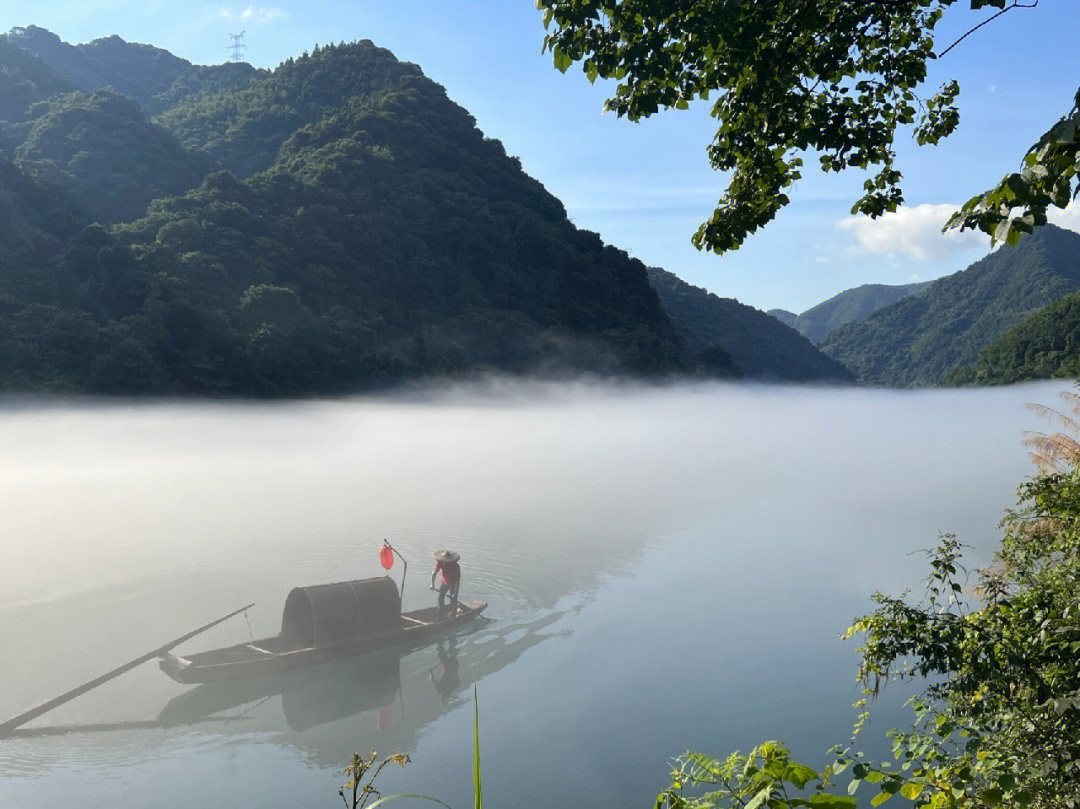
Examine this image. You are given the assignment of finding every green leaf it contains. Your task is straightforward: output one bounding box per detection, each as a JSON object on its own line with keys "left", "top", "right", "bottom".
{"left": 1050, "top": 120, "right": 1076, "bottom": 145}
{"left": 898, "top": 782, "right": 924, "bottom": 801}
{"left": 871, "top": 790, "right": 894, "bottom": 807}
{"left": 784, "top": 763, "right": 819, "bottom": 789}
{"left": 552, "top": 47, "right": 572, "bottom": 73}
{"left": 807, "top": 795, "right": 857, "bottom": 809}
{"left": 746, "top": 787, "right": 770, "bottom": 809}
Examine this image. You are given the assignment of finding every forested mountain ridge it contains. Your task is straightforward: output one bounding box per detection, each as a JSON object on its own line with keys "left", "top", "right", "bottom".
{"left": 2, "top": 25, "right": 259, "bottom": 113}
{"left": 646, "top": 268, "right": 853, "bottom": 382}
{"left": 768, "top": 281, "right": 930, "bottom": 343}
{"left": 0, "top": 31, "right": 693, "bottom": 393}
{"left": 818, "top": 225, "right": 1080, "bottom": 386}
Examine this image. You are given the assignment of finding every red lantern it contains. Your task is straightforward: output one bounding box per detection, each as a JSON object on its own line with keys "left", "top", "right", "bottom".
{"left": 379, "top": 545, "right": 394, "bottom": 570}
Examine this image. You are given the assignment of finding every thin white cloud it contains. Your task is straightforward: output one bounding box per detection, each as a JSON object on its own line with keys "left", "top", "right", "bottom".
{"left": 835, "top": 203, "right": 986, "bottom": 261}
{"left": 243, "top": 5, "right": 287, "bottom": 23}
{"left": 1048, "top": 197, "right": 1080, "bottom": 233}
{"left": 217, "top": 4, "right": 287, "bottom": 24}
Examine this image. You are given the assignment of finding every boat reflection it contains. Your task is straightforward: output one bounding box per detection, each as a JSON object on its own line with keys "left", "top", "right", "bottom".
{"left": 152, "top": 610, "right": 566, "bottom": 765}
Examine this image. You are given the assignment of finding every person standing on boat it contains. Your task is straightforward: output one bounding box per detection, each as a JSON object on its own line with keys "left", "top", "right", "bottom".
{"left": 430, "top": 550, "right": 460, "bottom": 609}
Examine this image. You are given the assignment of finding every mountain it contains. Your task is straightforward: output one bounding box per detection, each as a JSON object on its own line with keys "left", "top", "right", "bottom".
{"left": 945, "top": 290, "right": 1080, "bottom": 385}
{"left": 647, "top": 268, "right": 853, "bottom": 382}
{"left": 818, "top": 225, "right": 1080, "bottom": 386}
{"left": 769, "top": 281, "right": 930, "bottom": 343}
{"left": 0, "top": 32, "right": 694, "bottom": 393}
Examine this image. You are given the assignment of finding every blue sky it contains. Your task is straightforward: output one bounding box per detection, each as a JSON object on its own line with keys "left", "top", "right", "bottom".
{"left": 3, "top": 1, "right": 1078, "bottom": 312}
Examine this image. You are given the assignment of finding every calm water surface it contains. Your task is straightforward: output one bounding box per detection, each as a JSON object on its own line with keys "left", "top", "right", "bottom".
{"left": 0, "top": 379, "right": 1062, "bottom": 808}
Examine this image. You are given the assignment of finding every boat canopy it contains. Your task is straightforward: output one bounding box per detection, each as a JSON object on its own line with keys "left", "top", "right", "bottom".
{"left": 281, "top": 577, "right": 401, "bottom": 648}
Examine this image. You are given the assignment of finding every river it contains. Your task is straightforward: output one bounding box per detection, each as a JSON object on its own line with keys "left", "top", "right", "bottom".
{"left": 0, "top": 379, "right": 1062, "bottom": 808}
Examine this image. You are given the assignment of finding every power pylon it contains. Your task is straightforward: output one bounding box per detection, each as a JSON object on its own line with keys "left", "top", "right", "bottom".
{"left": 228, "top": 31, "right": 247, "bottom": 63}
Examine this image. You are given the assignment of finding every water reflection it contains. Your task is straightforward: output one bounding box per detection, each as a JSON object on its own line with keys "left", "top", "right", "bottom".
{"left": 429, "top": 637, "right": 460, "bottom": 704}
{"left": 7, "top": 609, "right": 565, "bottom": 773}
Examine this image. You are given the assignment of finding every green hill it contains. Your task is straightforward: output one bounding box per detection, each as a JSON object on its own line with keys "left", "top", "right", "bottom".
{"left": 946, "top": 290, "right": 1080, "bottom": 385}
{"left": 818, "top": 225, "right": 1080, "bottom": 386}
{"left": 647, "top": 268, "right": 853, "bottom": 382}
{"left": 0, "top": 33, "right": 692, "bottom": 393}
{"left": 770, "top": 281, "right": 930, "bottom": 343}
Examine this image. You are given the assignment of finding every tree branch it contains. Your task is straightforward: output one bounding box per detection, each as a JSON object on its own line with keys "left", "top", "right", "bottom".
{"left": 938, "top": 1, "right": 1039, "bottom": 59}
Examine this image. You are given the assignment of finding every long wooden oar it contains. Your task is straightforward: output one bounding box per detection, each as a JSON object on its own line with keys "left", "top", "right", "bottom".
{"left": 0, "top": 603, "right": 254, "bottom": 736}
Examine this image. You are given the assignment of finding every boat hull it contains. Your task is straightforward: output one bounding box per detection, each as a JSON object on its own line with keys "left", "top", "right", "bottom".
{"left": 159, "top": 600, "right": 486, "bottom": 684}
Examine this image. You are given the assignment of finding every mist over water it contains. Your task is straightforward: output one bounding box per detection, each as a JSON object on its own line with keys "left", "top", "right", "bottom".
{"left": 0, "top": 379, "right": 1062, "bottom": 808}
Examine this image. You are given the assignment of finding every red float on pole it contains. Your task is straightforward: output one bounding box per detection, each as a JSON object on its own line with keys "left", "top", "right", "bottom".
{"left": 379, "top": 544, "right": 395, "bottom": 570}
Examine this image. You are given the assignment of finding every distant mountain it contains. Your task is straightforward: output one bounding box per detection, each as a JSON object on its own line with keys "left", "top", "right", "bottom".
{"left": 767, "top": 308, "right": 798, "bottom": 329}
{"left": 647, "top": 268, "right": 854, "bottom": 383}
{"left": 818, "top": 225, "right": 1080, "bottom": 386}
{"left": 770, "top": 281, "right": 930, "bottom": 343}
{"left": 0, "top": 31, "right": 694, "bottom": 394}
{"left": 945, "top": 290, "right": 1080, "bottom": 386}
{"left": 3, "top": 25, "right": 258, "bottom": 112}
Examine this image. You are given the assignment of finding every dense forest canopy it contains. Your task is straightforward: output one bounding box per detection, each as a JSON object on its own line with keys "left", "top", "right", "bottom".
{"left": 946, "top": 290, "right": 1080, "bottom": 386}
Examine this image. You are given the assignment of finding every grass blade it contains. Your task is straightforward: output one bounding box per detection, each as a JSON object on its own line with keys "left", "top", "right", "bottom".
{"left": 366, "top": 794, "right": 455, "bottom": 809}
{"left": 473, "top": 685, "right": 483, "bottom": 809}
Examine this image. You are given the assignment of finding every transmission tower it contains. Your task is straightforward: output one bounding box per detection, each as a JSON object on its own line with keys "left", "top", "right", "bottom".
{"left": 228, "top": 31, "right": 247, "bottom": 63}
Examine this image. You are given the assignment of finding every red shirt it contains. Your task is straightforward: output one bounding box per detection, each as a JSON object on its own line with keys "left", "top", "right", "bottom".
{"left": 436, "top": 560, "right": 460, "bottom": 586}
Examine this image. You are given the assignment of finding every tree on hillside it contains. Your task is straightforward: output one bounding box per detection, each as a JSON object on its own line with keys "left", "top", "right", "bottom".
{"left": 537, "top": 1, "right": 1079, "bottom": 253}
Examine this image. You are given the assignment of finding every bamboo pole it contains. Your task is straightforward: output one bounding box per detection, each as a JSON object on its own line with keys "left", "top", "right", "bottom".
{"left": 0, "top": 603, "right": 254, "bottom": 736}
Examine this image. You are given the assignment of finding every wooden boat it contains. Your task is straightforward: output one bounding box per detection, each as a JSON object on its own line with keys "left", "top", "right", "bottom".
{"left": 159, "top": 577, "right": 487, "bottom": 684}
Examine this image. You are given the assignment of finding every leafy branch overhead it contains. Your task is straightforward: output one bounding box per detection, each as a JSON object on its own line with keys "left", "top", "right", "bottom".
{"left": 536, "top": 0, "right": 1061, "bottom": 254}
{"left": 948, "top": 90, "right": 1080, "bottom": 246}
